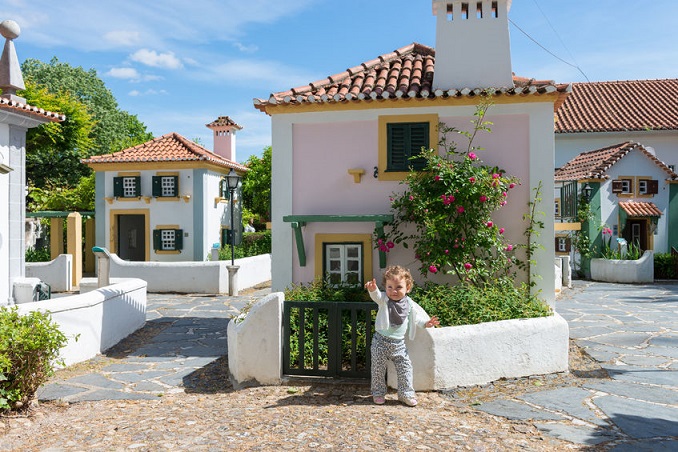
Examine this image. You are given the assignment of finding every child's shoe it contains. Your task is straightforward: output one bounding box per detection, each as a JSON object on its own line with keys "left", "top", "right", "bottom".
{"left": 373, "top": 396, "right": 385, "bottom": 405}
{"left": 399, "top": 397, "right": 418, "bottom": 407}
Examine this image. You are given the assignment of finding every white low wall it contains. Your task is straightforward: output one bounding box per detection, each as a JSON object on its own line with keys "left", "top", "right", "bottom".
{"left": 590, "top": 250, "right": 654, "bottom": 283}
{"left": 85, "top": 249, "right": 271, "bottom": 294}
{"left": 16, "top": 279, "right": 147, "bottom": 367}
{"left": 228, "top": 293, "right": 570, "bottom": 390}
{"left": 227, "top": 292, "right": 283, "bottom": 386}
{"left": 25, "top": 254, "right": 73, "bottom": 292}
{"left": 398, "top": 313, "right": 569, "bottom": 390}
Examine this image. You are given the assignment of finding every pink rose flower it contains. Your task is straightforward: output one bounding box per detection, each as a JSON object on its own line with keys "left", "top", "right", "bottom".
{"left": 457, "top": 206, "right": 465, "bottom": 213}
{"left": 505, "top": 244, "right": 513, "bottom": 251}
{"left": 469, "top": 177, "right": 476, "bottom": 184}
{"left": 468, "top": 152, "right": 477, "bottom": 160}
{"left": 509, "top": 183, "right": 515, "bottom": 189}
{"left": 492, "top": 173, "right": 500, "bottom": 179}
{"left": 434, "top": 175, "right": 441, "bottom": 181}
{"left": 429, "top": 265, "right": 438, "bottom": 273}
{"left": 386, "top": 241, "right": 395, "bottom": 249}
{"left": 464, "top": 263, "right": 472, "bottom": 270}
{"left": 486, "top": 221, "right": 493, "bottom": 227}
{"left": 499, "top": 227, "right": 505, "bottom": 234}
{"left": 479, "top": 195, "right": 487, "bottom": 203}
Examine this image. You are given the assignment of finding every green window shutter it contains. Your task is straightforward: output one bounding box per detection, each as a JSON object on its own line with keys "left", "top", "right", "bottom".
{"left": 171, "top": 176, "right": 179, "bottom": 197}
{"left": 113, "top": 177, "right": 123, "bottom": 197}
{"left": 134, "top": 176, "right": 141, "bottom": 197}
{"left": 387, "top": 124, "right": 408, "bottom": 171}
{"left": 174, "top": 229, "right": 183, "bottom": 250}
{"left": 220, "top": 179, "right": 230, "bottom": 199}
{"left": 221, "top": 228, "right": 228, "bottom": 247}
{"left": 408, "top": 122, "right": 429, "bottom": 170}
{"left": 152, "top": 176, "right": 162, "bottom": 197}
{"left": 153, "top": 229, "right": 161, "bottom": 250}
{"left": 387, "top": 122, "right": 429, "bottom": 171}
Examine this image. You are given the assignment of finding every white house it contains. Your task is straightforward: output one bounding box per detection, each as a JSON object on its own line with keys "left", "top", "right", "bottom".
{"left": 0, "top": 20, "right": 65, "bottom": 306}
{"left": 82, "top": 117, "right": 247, "bottom": 262}
{"left": 254, "top": 0, "right": 570, "bottom": 306}
{"left": 555, "top": 79, "right": 678, "bottom": 171}
{"left": 555, "top": 141, "right": 678, "bottom": 261}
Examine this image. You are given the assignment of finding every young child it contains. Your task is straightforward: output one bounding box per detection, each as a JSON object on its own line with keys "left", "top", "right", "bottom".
{"left": 365, "top": 265, "right": 439, "bottom": 406}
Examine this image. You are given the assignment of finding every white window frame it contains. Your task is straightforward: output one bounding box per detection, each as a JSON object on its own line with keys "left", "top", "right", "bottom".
{"left": 324, "top": 243, "right": 363, "bottom": 286}
{"left": 122, "top": 177, "right": 137, "bottom": 197}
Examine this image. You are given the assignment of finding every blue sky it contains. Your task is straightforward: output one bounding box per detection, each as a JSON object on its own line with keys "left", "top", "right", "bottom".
{"left": 3, "top": 0, "right": 678, "bottom": 164}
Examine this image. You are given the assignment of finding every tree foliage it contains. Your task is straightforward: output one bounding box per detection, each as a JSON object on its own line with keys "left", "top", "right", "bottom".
{"left": 241, "top": 146, "right": 272, "bottom": 221}
{"left": 21, "top": 81, "right": 95, "bottom": 188}
{"left": 21, "top": 57, "right": 153, "bottom": 158}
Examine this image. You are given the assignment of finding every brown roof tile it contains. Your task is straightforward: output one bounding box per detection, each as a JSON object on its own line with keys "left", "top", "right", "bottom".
{"left": 555, "top": 79, "right": 678, "bottom": 133}
{"left": 0, "top": 97, "right": 65, "bottom": 122}
{"left": 81, "top": 132, "right": 248, "bottom": 172}
{"left": 555, "top": 141, "right": 678, "bottom": 182}
{"left": 619, "top": 201, "right": 663, "bottom": 217}
{"left": 254, "top": 43, "right": 571, "bottom": 112}
{"left": 206, "top": 116, "right": 242, "bottom": 129}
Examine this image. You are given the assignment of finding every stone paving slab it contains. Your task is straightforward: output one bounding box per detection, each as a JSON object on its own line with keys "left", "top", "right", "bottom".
{"left": 583, "top": 380, "right": 678, "bottom": 406}
{"left": 519, "top": 387, "right": 608, "bottom": 426}
{"left": 534, "top": 423, "right": 619, "bottom": 446}
{"left": 594, "top": 395, "right": 678, "bottom": 439}
{"left": 476, "top": 399, "right": 566, "bottom": 421}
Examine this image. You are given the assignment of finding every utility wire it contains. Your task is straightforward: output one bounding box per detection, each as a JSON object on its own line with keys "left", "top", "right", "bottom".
{"left": 509, "top": 18, "right": 590, "bottom": 82}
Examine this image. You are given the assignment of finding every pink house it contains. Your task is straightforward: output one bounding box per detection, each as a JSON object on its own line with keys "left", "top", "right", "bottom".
{"left": 255, "top": 0, "right": 570, "bottom": 305}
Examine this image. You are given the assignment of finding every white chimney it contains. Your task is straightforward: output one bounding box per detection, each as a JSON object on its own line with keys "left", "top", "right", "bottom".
{"left": 432, "top": 0, "right": 514, "bottom": 90}
{"left": 206, "top": 116, "right": 242, "bottom": 162}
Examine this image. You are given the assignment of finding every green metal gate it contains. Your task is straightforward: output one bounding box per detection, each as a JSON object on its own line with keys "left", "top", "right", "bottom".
{"left": 283, "top": 301, "right": 376, "bottom": 378}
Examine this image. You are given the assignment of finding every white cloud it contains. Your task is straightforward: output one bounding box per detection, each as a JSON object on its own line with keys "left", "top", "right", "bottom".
{"left": 130, "top": 49, "right": 183, "bottom": 69}
{"left": 107, "top": 67, "right": 140, "bottom": 79}
{"left": 104, "top": 30, "right": 142, "bottom": 47}
{"left": 233, "top": 42, "right": 258, "bottom": 53}
{"left": 128, "top": 88, "right": 168, "bottom": 97}
{"left": 202, "top": 59, "right": 319, "bottom": 92}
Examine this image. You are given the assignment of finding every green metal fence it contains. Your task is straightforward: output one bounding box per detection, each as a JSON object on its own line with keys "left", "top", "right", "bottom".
{"left": 283, "top": 301, "right": 376, "bottom": 378}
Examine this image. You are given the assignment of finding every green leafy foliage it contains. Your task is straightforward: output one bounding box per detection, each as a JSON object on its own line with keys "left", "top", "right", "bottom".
{"left": 21, "top": 81, "right": 95, "bottom": 189}
{"left": 241, "top": 147, "right": 272, "bottom": 221}
{"left": 412, "top": 281, "right": 551, "bottom": 327}
{"left": 654, "top": 253, "right": 678, "bottom": 279}
{"left": 283, "top": 279, "right": 373, "bottom": 369}
{"left": 0, "top": 307, "right": 68, "bottom": 412}
{"left": 25, "top": 246, "right": 51, "bottom": 263}
{"left": 218, "top": 230, "right": 271, "bottom": 260}
{"left": 381, "top": 99, "right": 520, "bottom": 287}
{"left": 28, "top": 173, "right": 95, "bottom": 212}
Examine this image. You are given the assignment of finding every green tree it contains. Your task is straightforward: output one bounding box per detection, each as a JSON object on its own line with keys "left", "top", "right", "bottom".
{"left": 21, "top": 81, "right": 95, "bottom": 189}
{"left": 21, "top": 57, "right": 153, "bottom": 159}
{"left": 241, "top": 146, "right": 272, "bottom": 221}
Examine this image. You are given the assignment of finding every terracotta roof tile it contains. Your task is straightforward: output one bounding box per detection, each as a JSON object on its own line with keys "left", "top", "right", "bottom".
{"left": 206, "top": 115, "right": 242, "bottom": 130}
{"left": 555, "top": 79, "right": 678, "bottom": 133}
{"left": 555, "top": 141, "right": 678, "bottom": 182}
{"left": 0, "top": 97, "right": 65, "bottom": 122}
{"left": 254, "top": 43, "right": 571, "bottom": 112}
{"left": 81, "top": 132, "right": 248, "bottom": 172}
{"left": 619, "top": 201, "right": 663, "bottom": 217}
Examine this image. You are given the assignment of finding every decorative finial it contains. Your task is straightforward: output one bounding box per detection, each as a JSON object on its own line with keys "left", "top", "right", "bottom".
{"left": 0, "top": 19, "right": 26, "bottom": 103}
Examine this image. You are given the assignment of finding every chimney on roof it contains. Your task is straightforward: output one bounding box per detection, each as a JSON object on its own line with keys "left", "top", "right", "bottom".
{"left": 0, "top": 20, "right": 26, "bottom": 103}
{"left": 431, "top": 0, "right": 514, "bottom": 90}
{"left": 206, "top": 116, "right": 242, "bottom": 162}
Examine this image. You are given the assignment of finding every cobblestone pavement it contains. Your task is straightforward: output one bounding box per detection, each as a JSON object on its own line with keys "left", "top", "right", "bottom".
{"left": 3, "top": 281, "right": 677, "bottom": 450}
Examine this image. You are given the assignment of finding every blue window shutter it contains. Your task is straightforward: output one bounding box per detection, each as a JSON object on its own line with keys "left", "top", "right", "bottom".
{"left": 134, "top": 177, "right": 141, "bottom": 197}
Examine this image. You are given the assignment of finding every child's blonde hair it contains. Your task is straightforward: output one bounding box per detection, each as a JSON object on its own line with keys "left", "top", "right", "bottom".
{"left": 382, "top": 265, "right": 414, "bottom": 290}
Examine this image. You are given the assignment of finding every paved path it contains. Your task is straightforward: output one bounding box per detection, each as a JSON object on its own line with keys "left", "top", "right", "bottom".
{"left": 38, "top": 281, "right": 678, "bottom": 450}
{"left": 477, "top": 280, "right": 678, "bottom": 450}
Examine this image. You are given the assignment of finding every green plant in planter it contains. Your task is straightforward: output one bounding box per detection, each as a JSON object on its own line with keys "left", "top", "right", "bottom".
{"left": 0, "top": 307, "right": 68, "bottom": 412}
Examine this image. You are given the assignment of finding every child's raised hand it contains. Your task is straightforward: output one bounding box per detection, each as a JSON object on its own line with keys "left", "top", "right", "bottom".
{"left": 364, "top": 278, "right": 378, "bottom": 292}
{"left": 426, "top": 316, "right": 440, "bottom": 328}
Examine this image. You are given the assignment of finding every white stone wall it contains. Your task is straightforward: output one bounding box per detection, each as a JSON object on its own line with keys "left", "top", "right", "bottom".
{"left": 16, "top": 278, "right": 147, "bottom": 367}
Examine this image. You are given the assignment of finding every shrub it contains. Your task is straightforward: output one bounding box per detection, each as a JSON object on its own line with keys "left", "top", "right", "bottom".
{"left": 655, "top": 253, "right": 678, "bottom": 279}
{"left": 25, "top": 246, "right": 51, "bottom": 263}
{"left": 0, "top": 307, "right": 68, "bottom": 412}
{"left": 412, "top": 280, "right": 551, "bottom": 327}
{"left": 218, "top": 230, "right": 271, "bottom": 260}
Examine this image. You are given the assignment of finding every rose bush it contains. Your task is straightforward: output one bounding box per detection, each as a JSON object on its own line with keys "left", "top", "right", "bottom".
{"left": 379, "top": 101, "right": 520, "bottom": 288}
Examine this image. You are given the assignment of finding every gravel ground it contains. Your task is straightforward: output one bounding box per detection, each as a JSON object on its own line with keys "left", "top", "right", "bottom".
{"left": 1, "top": 340, "right": 604, "bottom": 451}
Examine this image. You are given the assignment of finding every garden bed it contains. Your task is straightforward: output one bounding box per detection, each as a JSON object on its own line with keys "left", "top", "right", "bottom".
{"left": 590, "top": 250, "right": 654, "bottom": 283}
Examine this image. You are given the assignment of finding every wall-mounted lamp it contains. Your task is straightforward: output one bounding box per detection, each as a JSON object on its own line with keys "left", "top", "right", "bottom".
{"left": 582, "top": 182, "right": 592, "bottom": 202}
{"left": 0, "top": 163, "right": 13, "bottom": 174}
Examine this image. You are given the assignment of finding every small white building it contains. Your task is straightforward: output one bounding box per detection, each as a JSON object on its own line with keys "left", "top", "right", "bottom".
{"left": 82, "top": 117, "right": 247, "bottom": 262}
{"left": 0, "top": 20, "right": 65, "bottom": 306}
